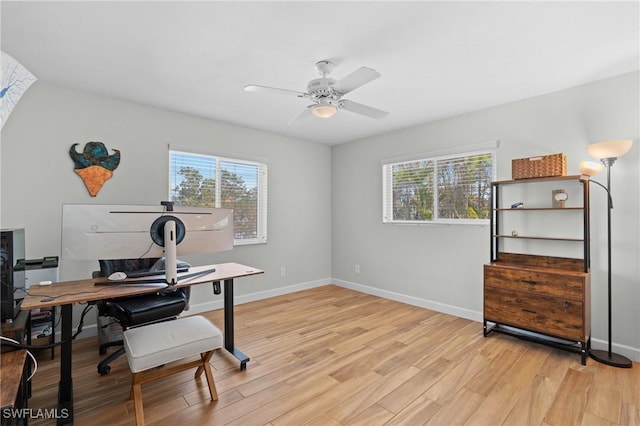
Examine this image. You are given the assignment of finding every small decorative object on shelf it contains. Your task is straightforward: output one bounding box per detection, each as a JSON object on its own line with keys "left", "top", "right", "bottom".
{"left": 510, "top": 202, "right": 524, "bottom": 209}
{"left": 552, "top": 189, "right": 568, "bottom": 208}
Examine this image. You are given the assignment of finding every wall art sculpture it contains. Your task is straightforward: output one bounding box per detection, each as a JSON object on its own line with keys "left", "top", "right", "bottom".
{"left": 69, "top": 142, "right": 120, "bottom": 197}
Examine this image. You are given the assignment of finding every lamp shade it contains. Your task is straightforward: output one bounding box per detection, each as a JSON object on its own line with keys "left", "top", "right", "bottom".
{"left": 311, "top": 104, "right": 337, "bottom": 118}
{"left": 587, "top": 140, "right": 633, "bottom": 160}
{"left": 579, "top": 161, "right": 604, "bottom": 177}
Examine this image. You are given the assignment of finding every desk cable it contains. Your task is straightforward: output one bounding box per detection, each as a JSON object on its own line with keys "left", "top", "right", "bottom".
{"left": 0, "top": 304, "right": 93, "bottom": 352}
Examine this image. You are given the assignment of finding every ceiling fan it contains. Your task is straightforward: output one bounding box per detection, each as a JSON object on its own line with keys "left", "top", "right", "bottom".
{"left": 244, "top": 60, "right": 389, "bottom": 124}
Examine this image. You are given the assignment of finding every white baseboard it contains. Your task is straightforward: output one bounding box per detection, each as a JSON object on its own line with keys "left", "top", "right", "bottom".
{"left": 71, "top": 276, "right": 639, "bottom": 362}
{"left": 184, "top": 277, "right": 332, "bottom": 315}
{"left": 332, "top": 278, "right": 483, "bottom": 322}
{"left": 74, "top": 277, "right": 332, "bottom": 339}
{"left": 332, "top": 278, "right": 640, "bottom": 363}
{"left": 589, "top": 338, "right": 640, "bottom": 363}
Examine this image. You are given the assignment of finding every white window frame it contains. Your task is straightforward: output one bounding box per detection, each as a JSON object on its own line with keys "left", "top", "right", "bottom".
{"left": 382, "top": 141, "right": 497, "bottom": 225}
{"left": 169, "top": 146, "right": 268, "bottom": 245}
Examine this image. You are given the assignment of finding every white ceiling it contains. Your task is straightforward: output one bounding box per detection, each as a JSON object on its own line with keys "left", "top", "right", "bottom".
{"left": 2, "top": 1, "right": 639, "bottom": 145}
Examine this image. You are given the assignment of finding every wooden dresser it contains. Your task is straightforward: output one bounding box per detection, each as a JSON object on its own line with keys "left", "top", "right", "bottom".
{"left": 483, "top": 175, "right": 591, "bottom": 364}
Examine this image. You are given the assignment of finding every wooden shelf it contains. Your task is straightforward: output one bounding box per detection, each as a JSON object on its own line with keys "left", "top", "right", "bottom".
{"left": 486, "top": 175, "right": 591, "bottom": 365}
{"left": 493, "top": 234, "right": 584, "bottom": 242}
{"left": 494, "top": 207, "right": 583, "bottom": 211}
{"left": 492, "top": 175, "right": 586, "bottom": 185}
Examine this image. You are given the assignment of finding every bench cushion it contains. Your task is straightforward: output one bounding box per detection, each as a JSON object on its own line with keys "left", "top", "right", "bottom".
{"left": 123, "top": 316, "right": 222, "bottom": 373}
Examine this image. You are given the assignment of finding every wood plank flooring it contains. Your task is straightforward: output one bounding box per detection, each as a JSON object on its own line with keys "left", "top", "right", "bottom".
{"left": 24, "top": 285, "right": 640, "bottom": 425}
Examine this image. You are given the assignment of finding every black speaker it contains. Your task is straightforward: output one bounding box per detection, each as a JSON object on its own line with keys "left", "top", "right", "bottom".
{"left": 1, "top": 229, "right": 25, "bottom": 322}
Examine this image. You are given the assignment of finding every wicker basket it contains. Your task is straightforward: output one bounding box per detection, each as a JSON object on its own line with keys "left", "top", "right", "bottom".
{"left": 512, "top": 153, "right": 567, "bottom": 179}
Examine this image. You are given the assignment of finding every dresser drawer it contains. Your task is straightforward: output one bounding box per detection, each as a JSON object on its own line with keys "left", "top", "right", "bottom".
{"left": 484, "top": 264, "right": 585, "bottom": 300}
{"left": 484, "top": 288, "right": 585, "bottom": 341}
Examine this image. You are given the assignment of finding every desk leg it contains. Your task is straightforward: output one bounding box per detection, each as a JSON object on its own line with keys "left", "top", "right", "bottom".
{"left": 57, "top": 304, "right": 73, "bottom": 425}
{"left": 223, "top": 278, "right": 249, "bottom": 371}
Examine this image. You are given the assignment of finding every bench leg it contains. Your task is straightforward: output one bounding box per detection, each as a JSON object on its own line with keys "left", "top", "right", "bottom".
{"left": 194, "top": 349, "right": 213, "bottom": 378}
{"left": 127, "top": 348, "right": 220, "bottom": 425}
{"left": 197, "top": 350, "right": 218, "bottom": 401}
{"left": 131, "top": 373, "right": 145, "bottom": 426}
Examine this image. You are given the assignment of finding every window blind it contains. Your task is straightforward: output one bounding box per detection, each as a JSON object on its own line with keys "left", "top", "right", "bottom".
{"left": 169, "top": 149, "right": 267, "bottom": 244}
{"left": 383, "top": 144, "right": 496, "bottom": 225}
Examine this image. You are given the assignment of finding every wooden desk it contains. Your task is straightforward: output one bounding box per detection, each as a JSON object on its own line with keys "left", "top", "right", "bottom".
{"left": 20, "top": 263, "right": 263, "bottom": 425}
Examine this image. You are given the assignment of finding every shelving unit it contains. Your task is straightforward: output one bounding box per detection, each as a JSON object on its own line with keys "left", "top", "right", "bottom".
{"left": 483, "top": 175, "right": 591, "bottom": 364}
{"left": 28, "top": 307, "right": 56, "bottom": 360}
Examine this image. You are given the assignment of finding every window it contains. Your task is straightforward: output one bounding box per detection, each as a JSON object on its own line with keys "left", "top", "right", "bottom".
{"left": 382, "top": 142, "right": 496, "bottom": 224}
{"left": 169, "top": 148, "right": 267, "bottom": 245}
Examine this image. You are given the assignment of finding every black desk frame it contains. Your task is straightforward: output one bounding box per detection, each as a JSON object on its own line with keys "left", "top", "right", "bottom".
{"left": 54, "top": 276, "right": 250, "bottom": 425}
{"left": 223, "top": 279, "right": 249, "bottom": 371}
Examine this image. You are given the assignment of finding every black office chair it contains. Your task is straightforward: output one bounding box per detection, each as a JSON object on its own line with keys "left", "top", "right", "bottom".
{"left": 93, "top": 258, "right": 190, "bottom": 375}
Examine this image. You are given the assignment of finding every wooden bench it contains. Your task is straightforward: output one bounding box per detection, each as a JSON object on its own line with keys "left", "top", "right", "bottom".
{"left": 122, "top": 316, "right": 223, "bottom": 426}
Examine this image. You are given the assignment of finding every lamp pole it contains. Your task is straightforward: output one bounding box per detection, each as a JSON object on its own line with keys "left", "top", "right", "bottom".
{"left": 589, "top": 158, "right": 632, "bottom": 368}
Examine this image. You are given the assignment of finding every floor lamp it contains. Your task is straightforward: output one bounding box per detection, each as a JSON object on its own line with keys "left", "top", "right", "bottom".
{"left": 581, "top": 139, "right": 634, "bottom": 368}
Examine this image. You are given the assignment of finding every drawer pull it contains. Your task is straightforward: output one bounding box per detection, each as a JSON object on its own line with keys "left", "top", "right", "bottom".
{"left": 521, "top": 280, "right": 536, "bottom": 285}
{"left": 563, "top": 301, "right": 570, "bottom": 310}
{"left": 522, "top": 309, "right": 537, "bottom": 314}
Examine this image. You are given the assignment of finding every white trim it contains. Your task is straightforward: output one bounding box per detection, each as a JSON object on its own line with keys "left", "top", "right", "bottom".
{"left": 74, "top": 278, "right": 331, "bottom": 340}
{"left": 332, "top": 278, "right": 482, "bottom": 322}
{"left": 257, "top": 163, "right": 268, "bottom": 244}
{"left": 380, "top": 140, "right": 499, "bottom": 166}
{"left": 169, "top": 143, "right": 269, "bottom": 165}
{"left": 183, "top": 277, "right": 331, "bottom": 315}
{"left": 71, "top": 277, "right": 640, "bottom": 362}
{"left": 168, "top": 147, "right": 268, "bottom": 244}
{"left": 383, "top": 220, "right": 489, "bottom": 227}
{"left": 332, "top": 278, "right": 640, "bottom": 362}
{"left": 382, "top": 146, "right": 496, "bottom": 224}
{"left": 590, "top": 338, "right": 640, "bottom": 363}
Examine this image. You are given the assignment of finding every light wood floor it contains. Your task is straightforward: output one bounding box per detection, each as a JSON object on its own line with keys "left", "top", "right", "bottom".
{"left": 26, "top": 285, "right": 639, "bottom": 425}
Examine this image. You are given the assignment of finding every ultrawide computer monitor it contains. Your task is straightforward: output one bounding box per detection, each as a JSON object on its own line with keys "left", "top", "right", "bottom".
{"left": 61, "top": 203, "right": 233, "bottom": 283}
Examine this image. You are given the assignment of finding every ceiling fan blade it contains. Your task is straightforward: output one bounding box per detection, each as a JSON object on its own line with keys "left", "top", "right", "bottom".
{"left": 333, "top": 67, "right": 381, "bottom": 95}
{"left": 340, "top": 100, "right": 389, "bottom": 119}
{"left": 244, "top": 85, "right": 307, "bottom": 98}
{"left": 288, "top": 106, "right": 314, "bottom": 125}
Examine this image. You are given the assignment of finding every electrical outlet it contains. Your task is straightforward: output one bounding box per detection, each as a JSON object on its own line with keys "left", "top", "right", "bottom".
{"left": 280, "top": 267, "right": 286, "bottom": 276}
{"left": 355, "top": 264, "right": 360, "bottom": 274}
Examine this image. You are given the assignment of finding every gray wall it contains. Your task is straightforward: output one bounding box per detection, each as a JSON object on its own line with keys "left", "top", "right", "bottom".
{"left": 331, "top": 71, "right": 639, "bottom": 359}
{"left": 2, "top": 72, "right": 638, "bottom": 360}
{"left": 1, "top": 82, "right": 332, "bottom": 322}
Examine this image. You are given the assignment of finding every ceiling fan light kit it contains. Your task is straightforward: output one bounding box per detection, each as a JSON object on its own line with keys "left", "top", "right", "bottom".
{"left": 245, "top": 60, "right": 389, "bottom": 123}
{"left": 311, "top": 104, "right": 338, "bottom": 118}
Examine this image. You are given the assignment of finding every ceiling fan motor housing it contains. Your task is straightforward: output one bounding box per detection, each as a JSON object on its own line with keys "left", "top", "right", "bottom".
{"left": 315, "top": 60, "right": 335, "bottom": 76}
{"left": 307, "top": 78, "right": 339, "bottom": 103}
